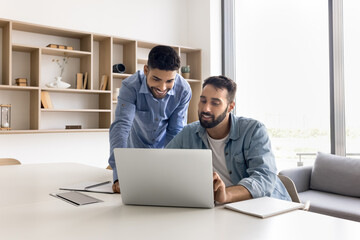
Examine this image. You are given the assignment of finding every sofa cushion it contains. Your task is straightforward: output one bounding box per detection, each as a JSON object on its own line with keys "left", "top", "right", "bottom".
{"left": 299, "top": 190, "right": 360, "bottom": 222}
{"left": 310, "top": 152, "right": 360, "bottom": 197}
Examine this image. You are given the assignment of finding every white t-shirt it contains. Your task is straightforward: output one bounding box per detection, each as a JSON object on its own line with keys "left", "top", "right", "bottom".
{"left": 206, "top": 132, "right": 233, "bottom": 187}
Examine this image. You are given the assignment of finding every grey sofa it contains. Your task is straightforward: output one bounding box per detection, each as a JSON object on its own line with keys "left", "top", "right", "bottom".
{"left": 279, "top": 152, "right": 360, "bottom": 222}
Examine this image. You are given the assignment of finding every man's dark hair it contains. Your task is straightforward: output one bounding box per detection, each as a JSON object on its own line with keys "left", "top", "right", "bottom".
{"left": 202, "top": 75, "right": 237, "bottom": 103}
{"left": 147, "top": 45, "right": 180, "bottom": 71}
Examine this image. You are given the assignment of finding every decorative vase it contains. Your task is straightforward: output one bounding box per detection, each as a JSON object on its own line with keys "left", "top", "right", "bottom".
{"left": 46, "top": 76, "right": 71, "bottom": 89}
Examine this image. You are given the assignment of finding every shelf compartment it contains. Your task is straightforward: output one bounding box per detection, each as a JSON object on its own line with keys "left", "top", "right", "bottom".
{"left": 12, "top": 23, "right": 92, "bottom": 52}
{"left": 93, "top": 36, "right": 112, "bottom": 91}
{"left": 113, "top": 38, "right": 136, "bottom": 74}
{"left": 187, "top": 81, "right": 202, "bottom": 123}
{"left": 1, "top": 20, "right": 11, "bottom": 85}
{"left": 39, "top": 111, "right": 111, "bottom": 130}
{"left": 0, "top": 89, "right": 39, "bottom": 130}
{"left": 12, "top": 44, "right": 40, "bottom": 87}
{"left": 180, "top": 48, "right": 202, "bottom": 80}
{"left": 40, "top": 90, "right": 111, "bottom": 110}
{"left": 40, "top": 53, "right": 91, "bottom": 90}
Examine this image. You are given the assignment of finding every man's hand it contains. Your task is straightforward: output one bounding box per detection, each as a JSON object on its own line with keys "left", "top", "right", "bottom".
{"left": 112, "top": 181, "right": 120, "bottom": 193}
{"left": 213, "top": 172, "right": 228, "bottom": 203}
{"left": 213, "top": 172, "right": 253, "bottom": 204}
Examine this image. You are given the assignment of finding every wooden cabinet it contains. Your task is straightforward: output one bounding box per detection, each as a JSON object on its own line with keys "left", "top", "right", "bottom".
{"left": 0, "top": 18, "right": 202, "bottom": 134}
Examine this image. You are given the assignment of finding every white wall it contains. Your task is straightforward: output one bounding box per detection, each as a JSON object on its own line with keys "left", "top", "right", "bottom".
{"left": 0, "top": 0, "right": 222, "bottom": 167}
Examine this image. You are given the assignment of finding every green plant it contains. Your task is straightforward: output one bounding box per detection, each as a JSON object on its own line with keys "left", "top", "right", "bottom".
{"left": 181, "top": 65, "right": 190, "bottom": 73}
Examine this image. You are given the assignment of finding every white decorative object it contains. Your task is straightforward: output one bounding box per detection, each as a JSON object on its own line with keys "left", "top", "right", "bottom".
{"left": 113, "top": 88, "right": 120, "bottom": 100}
{"left": 46, "top": 56, "right": 71, "bottom": 88}
{"left": 46, "top": 76, "right": 71, "bottom": 89}
{"left": 1, "top": 104, "right": 11, "bottom": 129}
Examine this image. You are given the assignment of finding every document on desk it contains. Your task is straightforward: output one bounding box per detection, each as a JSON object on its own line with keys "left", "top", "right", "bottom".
{"left": 50, "top": 191, "right": 103, "bottom": 206}
{"left": 60, "top": 181, "right": 114, "bottom": 194}
{"left": 224, "top": 197, "right": 304, "bottom": 218}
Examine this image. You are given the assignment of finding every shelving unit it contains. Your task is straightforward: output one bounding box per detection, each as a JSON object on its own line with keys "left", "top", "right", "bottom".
{"left": 0, "top": 18, "right": 202, "bottom": 134}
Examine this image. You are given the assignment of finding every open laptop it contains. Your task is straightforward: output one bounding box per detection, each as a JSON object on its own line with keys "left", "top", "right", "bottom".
{"left": 114, "top": 148, "right": 214, "bottom": 208}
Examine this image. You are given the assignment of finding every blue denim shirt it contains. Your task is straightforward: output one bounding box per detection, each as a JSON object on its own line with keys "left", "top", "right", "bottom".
{"left": 166, "top": 114, "right": 291, "bottom": 201}
{"left": 109, "top": 70, "right": 192, "bottom": 181}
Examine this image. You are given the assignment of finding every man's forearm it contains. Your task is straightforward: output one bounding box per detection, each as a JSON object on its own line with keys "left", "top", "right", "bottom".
{"left": 225, "top": 185, "right": 252, "bottom": 203}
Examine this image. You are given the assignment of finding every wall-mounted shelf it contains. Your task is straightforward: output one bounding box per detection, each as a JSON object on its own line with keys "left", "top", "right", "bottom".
{"left": 0, "top": 18, "right": 202, "bottom": 134}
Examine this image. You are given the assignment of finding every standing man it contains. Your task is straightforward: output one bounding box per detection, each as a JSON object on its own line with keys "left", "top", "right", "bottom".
{"left": 166, "top": 76, "right": 290, "bottom": 203}
{"left": 109, "top": 45, "right": 192, "bottom": 193}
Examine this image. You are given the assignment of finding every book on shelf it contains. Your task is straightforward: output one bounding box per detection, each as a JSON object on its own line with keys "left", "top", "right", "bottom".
{"left": 65, "top": 125, "right": 82, "bottom": 129}
{"left": 46, "top": 44, "right": 58, "bottom": 48}
{"left": 16, "top": 78, "right": 28, "bottom": 86}
{"left": 41, "top": 91, "right": 53, "bottom": 109}
{"left": 46, "top": 44, "right": 74, "bottom": 50}
{"left": 16, "top": 78, "right": 27, "bottom": 83}
{"left": 76, "top": 73, "right": 84, "bottom": 89}
{"left": 83, "top": 72, "right": 88, "bottom": 89}
{"left": 99, "top": 75, "right": 108, "bottom": 90}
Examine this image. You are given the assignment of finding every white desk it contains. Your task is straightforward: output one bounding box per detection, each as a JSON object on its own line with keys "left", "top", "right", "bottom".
{"left": 1, "top": 163, "right": 359, "bottom": 240}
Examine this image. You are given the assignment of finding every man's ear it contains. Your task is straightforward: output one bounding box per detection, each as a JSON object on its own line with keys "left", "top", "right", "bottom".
{"left": 144, "top": 65, "right": 148, "bottom": 75}
{"left": 228, "top": 101, "right": 235, "bottom": 113}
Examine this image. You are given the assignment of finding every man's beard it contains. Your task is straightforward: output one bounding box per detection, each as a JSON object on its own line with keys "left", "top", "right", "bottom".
{"left": 198, "top": 107, "right": 228, "bottom": 129}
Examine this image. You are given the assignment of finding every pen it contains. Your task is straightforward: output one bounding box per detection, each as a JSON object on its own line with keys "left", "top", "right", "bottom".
{"left": 85, "top": 181, "right": 111, "bottom": 189}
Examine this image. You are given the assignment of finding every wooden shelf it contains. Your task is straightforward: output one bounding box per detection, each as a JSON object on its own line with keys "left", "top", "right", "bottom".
{"left": 12, "top": 44, "right": 39, "bottom": 52}
{"left": 186, "top": 79, "right": 202, "bottom": 83}
{"left": 0, "top": 129, "right": 109, "bottom": 134}
{"left": 137, "top": 58, "right": 147, "bottom": 64}
{"left": 41, "top": 47, "right": 91, "bottom": 57}
{"left": 41, "top": 88, "right": 111, "bottom": 94}
{"left": 0, "top": 85, "right": 39, "bottom": 91}
{"left": 113, "top": 73, "right": 131, "bottom": 79}
{"left": 41, "top": 109, "right": 111, "bottom": 113}
{"left": 0, "top": 17, "right": 202, "bottom": 132}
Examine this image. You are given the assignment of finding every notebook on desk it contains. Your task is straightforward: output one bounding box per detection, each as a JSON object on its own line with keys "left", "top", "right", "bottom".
{"left": 225, "top": 197, "right": 305, "bottom": 218}
{"left": 114, "top": 148, "right": 214, "bottom": 208}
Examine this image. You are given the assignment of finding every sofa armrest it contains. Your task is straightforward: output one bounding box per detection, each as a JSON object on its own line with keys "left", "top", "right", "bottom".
{"left": 279, "top": 166, "right": 313, "bottom": 193}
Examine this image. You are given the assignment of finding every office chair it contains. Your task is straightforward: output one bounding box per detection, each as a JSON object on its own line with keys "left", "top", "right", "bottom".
{"left": 0, "top": 158, "right": 21, "bottom": 166}
{"left": 278, "top": 174, "right": 310, "bottom": 211}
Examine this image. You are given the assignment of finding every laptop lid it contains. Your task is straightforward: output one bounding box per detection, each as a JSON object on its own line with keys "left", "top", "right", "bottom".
{"left": 114, "top": 148, "right": 214, "bottom": 208}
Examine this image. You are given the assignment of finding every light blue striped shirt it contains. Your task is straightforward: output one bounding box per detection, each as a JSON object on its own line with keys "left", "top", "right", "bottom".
{"left": 109, "top": 70, "right": 192, "bottom": 181}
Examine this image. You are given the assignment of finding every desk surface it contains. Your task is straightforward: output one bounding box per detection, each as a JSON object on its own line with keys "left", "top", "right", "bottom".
{"left": 1, "top": 163, "right": 359, "bottom": 240}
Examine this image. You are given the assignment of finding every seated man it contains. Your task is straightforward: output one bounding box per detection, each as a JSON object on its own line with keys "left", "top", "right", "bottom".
{"left": 109, "top": 45, "right": 192, "bottom": 193}
{"left": 166, "top": 75, "right": 290, "bottom": 203}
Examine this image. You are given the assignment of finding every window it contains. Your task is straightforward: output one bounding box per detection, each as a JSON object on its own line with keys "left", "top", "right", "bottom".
{"left": 232, "top": 0, "right": 330, "bottom": 169}
{"left": 344, "top": 0, "right": 360, "bottom": 157}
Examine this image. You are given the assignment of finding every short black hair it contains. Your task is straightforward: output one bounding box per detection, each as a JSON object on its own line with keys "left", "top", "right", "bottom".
{"left": 147, "top": 45, "right": 180, "bottom": 71}
{"left": 202, "top": 75, "right": 237, "bottom": 103}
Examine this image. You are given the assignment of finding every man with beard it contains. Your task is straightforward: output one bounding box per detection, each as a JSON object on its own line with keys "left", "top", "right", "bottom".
{"left": 166, "top": 76, "right": 290, "bottom": 203}
{"left": 109, "top": 45, "right": 192, "bottom": 193}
